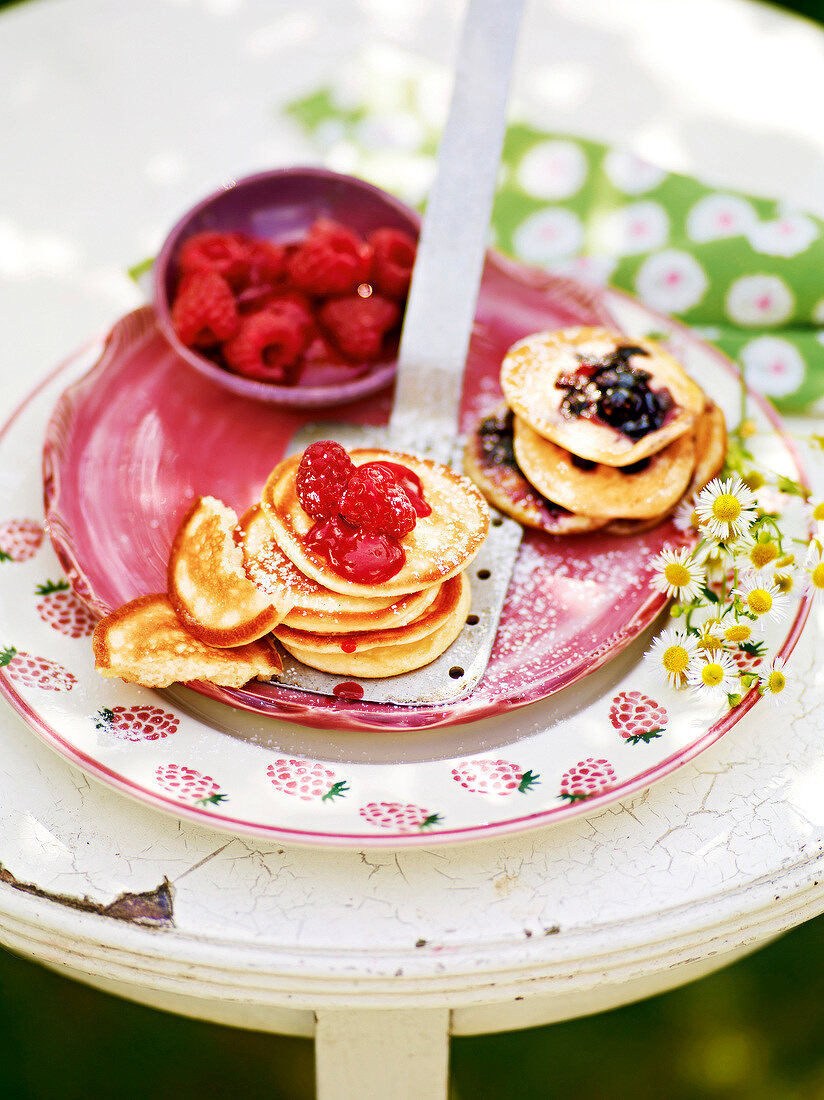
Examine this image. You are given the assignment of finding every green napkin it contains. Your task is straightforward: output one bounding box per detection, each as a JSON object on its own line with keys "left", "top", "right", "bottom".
{"left": 288, "top": 47, "right": 824, "bottom": 415}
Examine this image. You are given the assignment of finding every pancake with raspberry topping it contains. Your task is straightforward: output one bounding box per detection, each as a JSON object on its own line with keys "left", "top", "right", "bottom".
{"left": 262, "top": 449, "right": 489, "bottom": 597}
{"left": 274, "top": 572, "right": 471, "bottom": 678}
{"left": 513, "top": 416, "right": 696, "bottom": 520}
{"left": 239, "top": 504, "right": 441, "bottom": 632}
{"left": 463, "top": 405, "right": 611, "bottom": 534}
{"left": 501, "top": 327, "right": 705, "bottom": 467}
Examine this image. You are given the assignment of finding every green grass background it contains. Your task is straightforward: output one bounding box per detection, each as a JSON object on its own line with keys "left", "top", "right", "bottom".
{"left": 2, "top": 0, "right": 824, "bottom": 1096}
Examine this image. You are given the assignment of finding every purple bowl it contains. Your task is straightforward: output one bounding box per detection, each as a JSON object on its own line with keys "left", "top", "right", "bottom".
{"left": 153, "top": 167, "right": 420, "bottom": 408}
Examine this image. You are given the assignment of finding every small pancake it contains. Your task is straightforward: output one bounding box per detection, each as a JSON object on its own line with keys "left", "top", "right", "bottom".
{"left": 463, "top": 405, "right": 611, "bottom": 534}
{"left": 275, "top": 573, "right": 471, "bottom": 678}
{"left": 500, "top": 327, "right": 705, "bottom": 467}
{"left": 239, "top": 504, "right": 438, "bottom": 631}
{"left": 168, "top": 496, "right": 289, "bottom": 647}
{"left": 262, "top": 450, "right": 489, "bottom": 598}
{"left": 93, "top": 593, "right": 282, "bottom": 688}
{"left": 603, "top": 400, "right": 727, "bottom": 535}
{"left": 513, "top": 416, "right": 695, "bottom": 519}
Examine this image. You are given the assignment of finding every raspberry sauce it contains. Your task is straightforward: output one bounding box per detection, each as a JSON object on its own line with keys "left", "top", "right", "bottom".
{"left": 304, "top": 514, "right": 406, "bottom": 584}
{"left": 333, "top": 681, "right": 364, "bottom": 700}
{"left": 361, "top": 462, "right": 432, "bottom": 518}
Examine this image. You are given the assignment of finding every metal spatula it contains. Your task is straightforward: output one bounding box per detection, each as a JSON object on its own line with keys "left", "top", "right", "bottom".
{"left": 280, "top": 0, "right": 525, "bottom": 705}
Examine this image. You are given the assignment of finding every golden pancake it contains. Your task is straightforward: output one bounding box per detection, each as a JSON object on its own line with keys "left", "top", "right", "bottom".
{"left": 603, "top": 401, "right": 727, "bottom": 535}
{"left": 93, "top": 593, "right": 282, "bottom": 688}
{"left": 239, "top": 504, "right": 439, "bottom": 631}
{"left": 500, "top": 327, "right": 705, "bottom": 467}
{"left": 513, "top": 415, "right": 695, "bottom": 519}
{"left": 275, "top": 573, "right": 471, "bottom": 678}
{"left": 463, "top": 405, "right": 611, "bottom": 534}
{"left": 262, "top": 449, "right": 489, "bottom": 598}
{"left": 168, "top": 496, "right": 289, "bottom": 647}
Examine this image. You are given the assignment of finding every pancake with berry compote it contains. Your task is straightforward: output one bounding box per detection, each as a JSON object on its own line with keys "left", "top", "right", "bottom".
{"left": 512, "top": 415, "right": 696, "bottom": 520}
{"left": 273, "top": 573, "right": 471, "bottom": 678}
{"left": 239, "top": 503, "right": 442, "bottom": 632}
{"left": 261, "top": 441, "right": 489, "bottom": 598}
{"left": 501, "top": 327, "right": 705, "bottom": 467}
{"left": 603, "top": 399, "right": 727, "bottom": 535}
{"left": 463, "top": 405, "right": 611, "bottom": 534}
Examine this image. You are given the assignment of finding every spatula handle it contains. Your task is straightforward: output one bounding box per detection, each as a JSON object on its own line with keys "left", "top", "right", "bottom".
{"left": 389, "top": 0, "right": 525, "bottom": 461}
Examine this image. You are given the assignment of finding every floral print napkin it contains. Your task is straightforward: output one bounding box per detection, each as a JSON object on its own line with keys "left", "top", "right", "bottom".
{"left": 287, "top": 46, "right": 824, "bottom": 414}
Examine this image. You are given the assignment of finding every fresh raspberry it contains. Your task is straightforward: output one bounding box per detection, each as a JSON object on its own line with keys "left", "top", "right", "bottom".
{"left": 261, "top": 291, "right": 314, "bottom": 332}
{"left": 339, "top": 464, "right": 416, "bottom": 538}
{"left": 221, "top": 309, "right": 306, "bottom": 382}
{"left": 368, "top": 227, "right": 417, "bottom": 300}
{"left": 287, "top": 218, "right": 372, "bottom": 296}
{"left": 318, "top": 293, "right": 400, "bottom": 361}
{"left": 296, "top": 441, "right": 355, "bottom": 519}
{"left": 177, "top": 230, "right": 251, "bottom": 287}
{"left": 234, "top": 236, "right": 286, "bottom": 289}
{"left": 171, "top": 269, "right": 240, "bottom": 348}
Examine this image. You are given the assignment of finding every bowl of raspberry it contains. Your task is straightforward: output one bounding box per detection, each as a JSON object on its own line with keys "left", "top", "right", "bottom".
{"left": 153, "top": 167, "right": 419, "bottom": 407}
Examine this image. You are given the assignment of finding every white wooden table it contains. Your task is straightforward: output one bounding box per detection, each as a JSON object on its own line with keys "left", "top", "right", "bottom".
{"left": 2, "top": 1, "right": 824, "bottom": 1096}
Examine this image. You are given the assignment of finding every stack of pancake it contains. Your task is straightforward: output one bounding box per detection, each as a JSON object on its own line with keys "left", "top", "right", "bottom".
{"left": 93, "top": 448, "right": 488, "bottom": 687}
{"left": 464, "top": 326, "right": 726, "bottom": 536}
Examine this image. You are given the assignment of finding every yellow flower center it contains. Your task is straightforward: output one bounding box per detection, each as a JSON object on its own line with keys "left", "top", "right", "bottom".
{"left": 701, "top": 662, "right": 725, "bottom": 687}
{"left": 662, "top": 645, "right": 690, "bottom": 675}
{"left": 664, "top": 562, "right": 692, "bottom": 588}
{"left": 750, "top": 542, "right": 778, "bottom": 569}
{"left": 774, "top": 573, "right": 793, "bottom": 595}
{"left": 767, "top": 669, "right": 786, "bottom": 694}
{"left": 743, "top": 471, "right": 765, "bottom": 491}
{"left": 725, "top": 624, "right": 752, "bottom": 643}
{"left": 712, "top": 494, "right": 741, "bottom": 524}
{"left": 813, "top": 502, "right": 824, "bottom": 521}
{"left": 812, "top": 563, "right": 824, "bottom": 590}
{"left": 746, "top": 589, "right": 773, "bottom": 615}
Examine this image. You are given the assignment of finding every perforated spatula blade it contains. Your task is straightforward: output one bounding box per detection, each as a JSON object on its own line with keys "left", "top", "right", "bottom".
{"left": 280, "top": 0, "right": 525, "bottom": 705}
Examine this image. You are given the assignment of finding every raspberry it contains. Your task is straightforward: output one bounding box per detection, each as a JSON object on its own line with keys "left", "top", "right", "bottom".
{"left": 171, "top": 269, "right": 240, "bottom": 348}
{"left": 287, "top": 218, "right": 372, "bottom": 296}
{"left": 234, "top": 236, "right": 286, "bottom": 289}
{"left": 221, "top": 309, "right": 306, "bottom": 382}
{"left": 318, "top": 293, "right": 400, "bottom": 361}
{"left": 296, "top": 441, "right": 355, "bottom": 519}
{"left": 339, "top": 464, "right": 416, "bottom": 539}
{"left": 178, "top": 230, "right": 252, "bottom": 287}
{"left": 368, "top": 227, "right": 417, "bottom": 300}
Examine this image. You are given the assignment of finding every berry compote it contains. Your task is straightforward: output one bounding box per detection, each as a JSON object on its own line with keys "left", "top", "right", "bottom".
{"left": 555, "top": 344, "right": 674, "bottom": 440}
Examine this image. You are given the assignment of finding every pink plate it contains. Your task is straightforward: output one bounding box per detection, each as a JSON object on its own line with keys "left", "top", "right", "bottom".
{"left": 43, "top": 257, "right": 689, "bottom": 732}
{"left": 0, "top": 275, "right": 807, "bottom": 846}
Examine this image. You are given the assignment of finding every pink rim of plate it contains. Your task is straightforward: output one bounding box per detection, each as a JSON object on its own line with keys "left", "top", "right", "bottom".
{"left": 153, "top": 167, "right": 419, "bottom": 408}
{"left": 42, "top": 262, "right": 684, "bottom": 732}
{"left": 0, "top": 303, "right": 810, "bottom": 846}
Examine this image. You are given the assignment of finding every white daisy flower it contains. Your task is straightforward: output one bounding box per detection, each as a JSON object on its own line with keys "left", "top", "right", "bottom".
{"left": 732, "top": 529, "right": 782, "bottom": 573}
{"left": 651, "top": 546, "right": 706, "bottom": 602}
{"left": 760, "top": 656, "right": 789, "bottom": 706}
{"left": 734, "top": 574, "right": 790, "bottom": 629}
{"left": 804, "top": 498, "right": 824, "bottom": 534}
{"left": 723, "top": 621, "right": 754, "bottom": 645}
{"left": 646, "top": 627, "right": 698, "bottom": 689}
{"left": 694, "top": 477, "right": 758, "bottom": 540}
{"left": 686, "top": 649, "right": 738, "bottom": 700}
{"left": 802, "top": 552, "right": 824, "bottom": 601}
{"left": 673, "top": 497, "right": 701, "bottom": 536}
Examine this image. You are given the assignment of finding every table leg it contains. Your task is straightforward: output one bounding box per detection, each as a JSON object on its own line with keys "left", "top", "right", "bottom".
{"left": 315, "top": 1007, "right": 450, "bottom": 1100}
